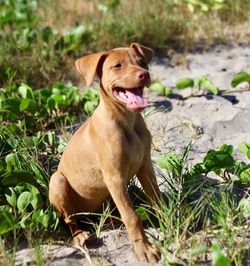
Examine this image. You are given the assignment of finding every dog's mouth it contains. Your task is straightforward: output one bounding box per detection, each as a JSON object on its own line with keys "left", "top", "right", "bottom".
{"left": 113, "top": 87, "right": 148, "bottom": 110}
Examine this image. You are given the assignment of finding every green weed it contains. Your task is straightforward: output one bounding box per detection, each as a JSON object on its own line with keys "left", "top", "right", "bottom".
{"left": 139, "top": 142, "right": 250, "bottom": 265}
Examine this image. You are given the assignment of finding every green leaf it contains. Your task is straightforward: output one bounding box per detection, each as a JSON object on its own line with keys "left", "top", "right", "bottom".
{"left": 5, "top": 153, "right": 19, "bottom": 170}
{"left": 17, "top": 191, "right": 33, "bottom": 211}
{"left": 220, "top": 144, "right": 234, "bottom": 155}
{"left": 150, "top": 81, "right": 165, "bottom": 94}
{"left": 157, "top": 153, "right": 183, "bottom": 177}
{"left": 19, "top": 98, "right": 37, "bottom": 113}
{"left": 17, "top": 186, "right": 41, "bottom": 212}
{"left": 82, "top": 88, "right": 99, "bottom": 101}
{"left": 176, "top": 77, "right": 194, "bottom": 90}
{"left": 150, "top": 81, "right": 173, "bottom": 97}
{"left": 52, "top": 94, "right": 67, "bottom": 109}
{"left": 238, "top": 198, "right": 250, "bottom": 218}
{"left": 212, "top": 244, "right": 232, "bottom": 266}
{"left": 84, "top": 101, "right": 98, "bottom": 116}
{"left": 52, "top": 87, "right": 61, "bottom": 95}
{"left": 238, "top": 141, "right": 250, "bottom": 158}
{"left": 239, "top": 166, "right": 250, "bottom": 183}
{"left": 1, "top": 170, "right": 38, "bottom": 187}
{"left": 231, "top": 71, "right": 250, "bottom": 88}
{"left": 0, "top": 211, "right": 19, "bottom": 235}
{"left": 135, "top": 207, "right": 149, "bottom": 221}
{"left": 46, "top": 97, "right": 56, "bottom": 110}
{"left": 18, "top": 83, "right": 34, "bottom": 99}
{"left": 164, "top": 87, "right": 173, "bottom": 97}
{"left": 5, "top": 188, "right": 17, "bottom": 208}
{"left": 203, "top": 151, "right": 235, "bottom": 171}
{"left": 198, "top": 76, "right": 219, "bottom": 95}
{"left": 38, "top": 88, "right": 52, "bottom": 99}
{"left": 0, "top": 99, "right": 20, "bottom": 114}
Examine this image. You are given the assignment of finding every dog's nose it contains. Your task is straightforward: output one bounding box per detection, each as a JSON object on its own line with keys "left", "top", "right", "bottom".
{"left": 137, "top": 70, "right": 149, "bottom": 81}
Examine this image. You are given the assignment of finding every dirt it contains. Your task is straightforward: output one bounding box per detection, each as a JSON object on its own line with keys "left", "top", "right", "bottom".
{"left": 14, "top": 45, "right": 250, "bottom": 265}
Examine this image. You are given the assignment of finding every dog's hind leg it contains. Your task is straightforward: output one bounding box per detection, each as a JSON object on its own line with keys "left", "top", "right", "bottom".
{"left": 49, "top": 171, "right": 91, "bottom": 245}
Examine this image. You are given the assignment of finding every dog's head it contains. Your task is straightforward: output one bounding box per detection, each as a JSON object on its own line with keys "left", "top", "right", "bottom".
{"left": 75, "top": 43, "right": 153, "bottom": 112}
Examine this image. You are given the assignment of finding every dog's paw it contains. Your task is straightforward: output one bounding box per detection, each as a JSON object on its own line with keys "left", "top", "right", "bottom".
{"left": 74, "top": 231, "right": 91, "bottom": 246}
{"left": 133, "top": 239, "right": 161, "bottom": 263}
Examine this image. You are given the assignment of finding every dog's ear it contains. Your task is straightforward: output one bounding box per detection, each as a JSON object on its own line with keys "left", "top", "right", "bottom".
{"left": 75, "top": 52, "right": 106, "bottom": 86}
{"left": 130, "top": 43, "right": 154, "bottom": 64}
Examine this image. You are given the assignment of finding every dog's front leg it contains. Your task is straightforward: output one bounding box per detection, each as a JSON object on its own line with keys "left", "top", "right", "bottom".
{"left": 103, "top": 174, "right": 161, "bottom": 263}
{"left": 137, "top": 159, "right": 161, "bottom": 205}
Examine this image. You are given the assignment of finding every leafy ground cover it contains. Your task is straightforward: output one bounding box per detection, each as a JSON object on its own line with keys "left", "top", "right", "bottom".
{"left": 0, "top": 1, "right": 250, "bottom": 265}
{"left": 1, "top": 0, "right": 250, "bottom": 87}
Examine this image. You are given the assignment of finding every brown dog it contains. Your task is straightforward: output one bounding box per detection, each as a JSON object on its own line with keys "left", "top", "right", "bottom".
{"left": 49, "top": 43, "right": 161, "bottom": 263}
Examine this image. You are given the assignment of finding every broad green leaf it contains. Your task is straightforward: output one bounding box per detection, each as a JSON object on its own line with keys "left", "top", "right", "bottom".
{"left": 164, "top": 87, "right": 173, "bottom": 97}
{"left": 212, "top": 244, "right": 232, "bottom": 266}
{"left": 52, "top": 87, "right": 61, "bottom": 95}
{"left": 19, "top": 98, "right": 37, "bottom": 113}
{"left": 198, "top": 76, "right": 208, "bottom": 89}
{"left": 150, "top": 82, "right": 173, "bottom": 96}
{"left": 233, "top": 161, "right": 246, "bottom": 177}
{"left": 238, "top": 141, "right": 250, "bottom": 158}
{"left": 231, "top": 71, "right": 250, "bottom": 88}
{"left": 0, "top": 211, "right": 18, "bottom": 235}
{"left": 46, "top": 97, "right": 56, "bottom": 110}
{"left": 198, "top": 76, "right": 220, "bottom": 95}
{"left": 52, "top": 94, "right": 67, "bottom": 109}
{"left": 17, "top": 191, "right": 32, "bottom": 211}
{"left": 150, "top": 81, "right": 165, "bottom": 94}
{"left": 1, "top": 170, "right": 38, "bottom": 187}
{"left": 239, "top": 166, "right": 250, "bottom": 183}
{"left": 203, "top": 151, "right": 235, "bottom": 171}
{"left": 5, "top": 153, "right": 19, "bottom": 171}
{"left": 238, "top": 198, "right": 250, "bottom": 218}
{"left": 18, "top": 83, "right": 34, "bottom": 99}
{"left": 17, "top": 186, "right": 41, "bottom": 212}
{"left": 220, "top": 144, "right": 233, "bottom": 155}
{"left": 0, "top": 99, "right": 20, "bottom": 114}
{"left": 176, "top": 77, "right": 194, "bottom": 90}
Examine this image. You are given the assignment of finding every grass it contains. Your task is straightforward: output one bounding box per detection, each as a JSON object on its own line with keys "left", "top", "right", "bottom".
{"left": 148, "top": 143, "right": 250, "bottom": 265}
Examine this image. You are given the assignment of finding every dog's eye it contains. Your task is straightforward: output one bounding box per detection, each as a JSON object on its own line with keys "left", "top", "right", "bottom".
{"left": 114, "top": 63, "right": 122, "bottom": 68}
{"left": 139, "top": 60, "right": 148, "bottom": 69}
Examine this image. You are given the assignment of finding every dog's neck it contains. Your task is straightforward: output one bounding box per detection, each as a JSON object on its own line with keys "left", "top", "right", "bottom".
{"left": 96, "top": 84, "right": 140, "bottom": 129}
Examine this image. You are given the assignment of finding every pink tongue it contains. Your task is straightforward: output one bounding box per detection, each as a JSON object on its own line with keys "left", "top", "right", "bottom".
{"left": 122, "top": 89, "right": 148, "bottom": 109}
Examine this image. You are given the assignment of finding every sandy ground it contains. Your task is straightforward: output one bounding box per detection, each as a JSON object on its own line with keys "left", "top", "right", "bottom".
{"left": 15, "top": 45, "right": 250, "bottom": 265}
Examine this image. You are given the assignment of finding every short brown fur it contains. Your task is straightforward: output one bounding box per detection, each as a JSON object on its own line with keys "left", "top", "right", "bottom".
{"left": 49, "top": 43, "right": 161, "bottom": 263}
